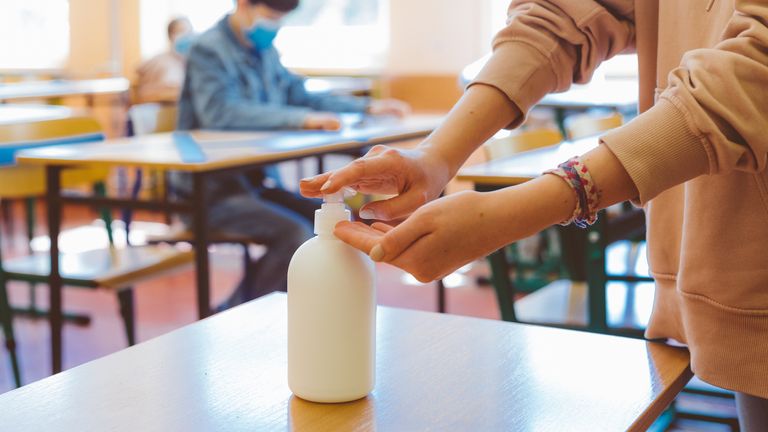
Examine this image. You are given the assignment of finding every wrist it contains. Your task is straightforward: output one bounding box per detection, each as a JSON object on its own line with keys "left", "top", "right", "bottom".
{"left": 488, "top": 176, "right": 577, "bottom": 240}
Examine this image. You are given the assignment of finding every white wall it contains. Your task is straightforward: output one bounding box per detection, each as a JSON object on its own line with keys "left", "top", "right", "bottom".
{"left": 386, "top": 0, "right": 506, "bottom": 75}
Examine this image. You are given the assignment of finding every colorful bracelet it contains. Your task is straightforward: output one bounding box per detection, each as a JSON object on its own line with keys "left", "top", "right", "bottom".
{"left": 544, "top": 157, "right": 601, "bottom": 228}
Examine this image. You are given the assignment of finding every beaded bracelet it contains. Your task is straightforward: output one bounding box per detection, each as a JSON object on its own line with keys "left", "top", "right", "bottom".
{"left": 543, "top": 157, "right": 600, "bottom": 228}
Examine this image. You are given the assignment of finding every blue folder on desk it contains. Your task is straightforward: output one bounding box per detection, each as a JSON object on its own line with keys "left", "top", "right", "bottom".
{"left": 1, "top": 133, "right": 104, "bottom": 167}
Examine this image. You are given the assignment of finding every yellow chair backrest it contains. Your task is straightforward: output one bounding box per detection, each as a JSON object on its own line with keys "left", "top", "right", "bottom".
{"left": 0, "top": 116, "right": 107, "bottom": 198}
{"left": 483, "top": 128, "right": 563, "bottom": 161}
{"left": 0, "top": 116, "right": 102, "bottom": 143}
{"left": 128, "top": 104, "right": 178, "bottom": 136}
{"left": 564, "top": 112, "right": 623, "bottom": 140}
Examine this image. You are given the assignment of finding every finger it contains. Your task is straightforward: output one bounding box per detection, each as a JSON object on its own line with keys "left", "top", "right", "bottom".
{"left": 299, "top": 172, "right": 332, "bottom": 198}
{"left": 370, "top": 222, "right": 394, "bottom": 233}
{"left": 322, "top": 155, "right": 395, "bottom": 194}
{"left": 366, "top": 145, "right": 389, "bottom": 156}
{"left": 369, "top": 216, "right": 429, "bottom": 263}
{"left": 359, "top": 189, "right": 428, "bottom": 221}
{"left": 333, "top": 221, "right": 384, "bottom": 255}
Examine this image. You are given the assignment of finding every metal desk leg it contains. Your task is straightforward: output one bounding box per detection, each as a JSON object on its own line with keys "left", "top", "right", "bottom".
{"left": 488, "top": 248, "right": 517, "bottom": 322}
{"left": 436, "top": 279, "right": 446, "bottom": 313}
{"left": 585, "top": 215, "right": 608, "bottom": 331}
{"left": 192, "top": 173, "right": 211, "bottom": 319}
{"left": 46, "top": 165, "right": 64, "bottom": 374}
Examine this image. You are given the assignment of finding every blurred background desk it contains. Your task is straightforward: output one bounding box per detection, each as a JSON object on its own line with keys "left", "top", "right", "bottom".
{"left": 15, "top": 114, "right": 443, "bottom": 374}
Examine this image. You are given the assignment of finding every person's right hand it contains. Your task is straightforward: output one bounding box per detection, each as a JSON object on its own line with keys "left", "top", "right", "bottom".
{"left": 302, "top": 112, "right": 342, "bottom": 131}
{"left": 299, "top": 145, "right": 452, "bottom": 221}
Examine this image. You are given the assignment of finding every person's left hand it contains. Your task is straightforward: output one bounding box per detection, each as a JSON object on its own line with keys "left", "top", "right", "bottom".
{"left": 367, "top": 99, "right": 411, "bottom": 118}
{"left": 334, "top": 190, "right": 519, "bottom": 282}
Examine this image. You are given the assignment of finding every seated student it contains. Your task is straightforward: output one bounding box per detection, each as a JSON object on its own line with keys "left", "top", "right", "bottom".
{"left": 135, "top": 17, "right": 194, "bottom": 104}
{"left": 175, "top": 0, "right": 409, "bottom": 310}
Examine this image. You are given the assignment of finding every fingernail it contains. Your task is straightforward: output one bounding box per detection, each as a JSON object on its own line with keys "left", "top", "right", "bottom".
{"left": 300, "top": 175, "right": 317, "bottom": 183}
{"left": 320, "top": 180, "right": 332, "bottom": 191}
{"left": 369, "top": 244, "right": 384, "bottom": 262}
{"left": 359, "top": 209, "right": 376, "bottom": 219}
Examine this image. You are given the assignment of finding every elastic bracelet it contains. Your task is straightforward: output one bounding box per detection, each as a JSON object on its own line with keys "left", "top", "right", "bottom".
{"left": 543, "top": 157, "right": 601, "bottom": 228}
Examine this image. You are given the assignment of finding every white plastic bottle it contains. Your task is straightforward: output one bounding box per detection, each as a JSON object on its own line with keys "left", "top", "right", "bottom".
{"left": 287, "top": 192, "right": 376, "bottom": 403}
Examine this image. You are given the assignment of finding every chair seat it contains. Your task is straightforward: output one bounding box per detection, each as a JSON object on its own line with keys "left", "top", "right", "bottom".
{"left": 515, "top": 279, "right": 654, "bottom": 331}
{"left": 146, "top": 228, "right": 262, "bottom": 245}
{"left": 3, "top": 245, "right": 193, "bottom": 290}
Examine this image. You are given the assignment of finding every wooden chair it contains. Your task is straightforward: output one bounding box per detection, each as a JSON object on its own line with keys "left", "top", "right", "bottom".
{"left": 564, "top": 111, "right": 623, "bottom": 140}
{"left": 127, "top": 104, "right": 269, "bottom": 312}
{"left": 0, "top": 116, "right": 194, "bottom": 386}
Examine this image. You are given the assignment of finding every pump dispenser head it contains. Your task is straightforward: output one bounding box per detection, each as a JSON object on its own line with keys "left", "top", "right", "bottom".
{"left": 314, "top": 192, "right": 351, "bottom": 235}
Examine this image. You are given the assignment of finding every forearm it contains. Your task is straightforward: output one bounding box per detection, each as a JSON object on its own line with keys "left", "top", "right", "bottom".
{"left": 420, "top": 84, "right": 521, "bottom": 176}
{"left": 489, "top": 144, "right": 638, "bottom": 242}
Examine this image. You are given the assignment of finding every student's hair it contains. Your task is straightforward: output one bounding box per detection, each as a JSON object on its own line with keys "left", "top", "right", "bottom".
{"left": 247, "top": 0, "right": 300, "bottom": 12}
{"left": 167, "top": 17, "right": 190, "bottom": 39}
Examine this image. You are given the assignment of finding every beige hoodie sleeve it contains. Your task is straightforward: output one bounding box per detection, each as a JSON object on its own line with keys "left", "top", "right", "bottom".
{"left": 469, "top": 0, "right": 636, "bottom": 128}
{"left": 602, "top": 1, "right": 768, "bottom": 204}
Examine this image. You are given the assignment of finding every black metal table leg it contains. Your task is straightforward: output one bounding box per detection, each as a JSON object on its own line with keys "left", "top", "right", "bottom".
{"left": 436, "top": 279, "right": 446, "bottom": 313}
{"left": 192, "top": 173, "right": 211, "bottom": 319}
{"left": 585, "top": 216, "right": 608, "bottom": 332}
{"left": 46, "top": 165, "right": 64, "bottom": 374}
{"left": 488, "top": 248, "right": 517, "bottom": 322}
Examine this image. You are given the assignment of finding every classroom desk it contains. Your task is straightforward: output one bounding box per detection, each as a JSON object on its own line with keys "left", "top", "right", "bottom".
{"left": 538, "top": 79, "right": 638, "bottom": 112}
{"left": 0, "top": 105, "right": 74, "bottom": 124}
{"left": 304, "top": 76, "right": 374, "bottom": 96}
{"left": 538, "top": 79, "right": 638, "bottom": 136}
{"left": 457, "top": 136, "right": 625, "bottom": 332}
{"left": 15, "top": 114, "right": 443, "bottom": 374}
{"left": 458, "top": 135, "right": 600, "bottom": 187}
{"left": 0, "top": 293, "right": 692, "bottom": 431}
{"left": 0, "top": 78, "right": 130, "bottom": 106}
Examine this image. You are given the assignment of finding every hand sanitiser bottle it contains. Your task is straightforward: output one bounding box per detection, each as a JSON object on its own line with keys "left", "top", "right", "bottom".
{"left": 287, "top": 192, "right": 376, "bottom": 403}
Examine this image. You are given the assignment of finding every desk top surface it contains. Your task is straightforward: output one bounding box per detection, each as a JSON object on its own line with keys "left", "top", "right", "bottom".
{"left": 0, "top": 104, "right": 74, "bottom": 125}
{"left": 16, "top": 114, "right": 443, "bottom": 172}
{"left": 0, "top": 78, "right": 130, "bottom": 100}
{"left": 457, "top": 136, "right": 600, "bottom": 186}
{"left": 0, "top": 293, "right": 691, "bottom": 432}
{"left": 539, "top": 79, "right": 638, "bottom": 110}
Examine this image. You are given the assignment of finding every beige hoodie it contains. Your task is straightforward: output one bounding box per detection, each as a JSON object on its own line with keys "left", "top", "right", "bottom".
{"left": 471, "top": 0, "right": 768, "bottom": 398}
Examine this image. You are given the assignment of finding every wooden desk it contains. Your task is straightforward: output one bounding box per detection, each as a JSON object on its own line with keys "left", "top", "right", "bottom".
{"left": 0, "top": 105, "right": 74, "bottom": 125}
{"left": 457, "top": 136, "right": 599, "bottom": 186}
{"left": 0, "top": 293, "right": 692, "bottom": 431}
{"left": 0, "top": 78, "right": 130, "bottom": 106}
{"left": 538, "top": 79, "right": 638, "bottom": 112}
{"left": 304, "top": 77, "right": 373, "bottom": 96}
{"left": 15, "top": 114, "right": 443, "bottom": 375}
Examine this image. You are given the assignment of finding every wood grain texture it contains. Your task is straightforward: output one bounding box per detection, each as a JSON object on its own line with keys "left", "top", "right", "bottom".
{"left": 457, "top": 135, "right": 600, "bottom": 186}
{"left": 0, "top": 293, "right": 691, "bottom": 431}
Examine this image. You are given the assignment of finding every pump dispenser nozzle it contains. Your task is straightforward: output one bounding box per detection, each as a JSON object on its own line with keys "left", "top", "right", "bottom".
{"left": 314, "top": 192, "right": 351, "bottom": 235}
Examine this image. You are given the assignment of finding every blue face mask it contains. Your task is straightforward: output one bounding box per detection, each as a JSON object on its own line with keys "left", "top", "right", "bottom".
{"left": 173, "top": 34, "right": 196, "bottom": 56}
{"left": 244, "top": 19, "right": 281, "bottom": 51}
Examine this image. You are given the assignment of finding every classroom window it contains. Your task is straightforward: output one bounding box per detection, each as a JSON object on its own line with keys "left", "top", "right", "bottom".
{"left": 139, "top": 0, "right": 233, "bottom": 59}
{"left": 139, "top": 0, "right": 388, "bottom": 73}
{"left": 0, "top": 0, "right": 70, "bottom": 70}
{"left": 276, "top": 0, "right": 388, "bottom": 72}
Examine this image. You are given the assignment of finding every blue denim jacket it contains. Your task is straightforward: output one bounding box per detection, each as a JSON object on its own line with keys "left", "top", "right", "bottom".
{"left": 177, "top": 15, "right": 369, "bottom": 131}
{"left": 173, "top": 16, "right": 370, "bottom": 201}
